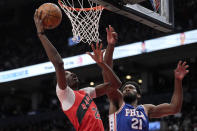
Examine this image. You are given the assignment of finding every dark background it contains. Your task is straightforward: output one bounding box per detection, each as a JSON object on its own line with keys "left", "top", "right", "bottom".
{"left": 0, "top": 0, "right": 197, "bottom": 130}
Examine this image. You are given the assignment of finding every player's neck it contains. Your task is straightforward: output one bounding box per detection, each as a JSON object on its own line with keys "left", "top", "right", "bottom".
{"left": 130, "top": 100, "right": 138, "bottom": 108}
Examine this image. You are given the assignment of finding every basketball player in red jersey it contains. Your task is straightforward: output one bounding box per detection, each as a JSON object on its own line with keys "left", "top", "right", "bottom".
{"left": 34, "top": 10, "right": 121, "bottom": 131}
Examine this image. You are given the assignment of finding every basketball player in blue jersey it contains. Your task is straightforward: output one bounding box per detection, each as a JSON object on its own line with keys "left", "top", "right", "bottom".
{"left": 103, "top": 25, "right": 189, "bottom": 131}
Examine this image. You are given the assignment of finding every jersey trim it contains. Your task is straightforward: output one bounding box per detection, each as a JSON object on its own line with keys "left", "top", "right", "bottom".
{"left": 76, "top": 93, "right": 93, "bottom": 124}
{"left": 140, "top": 105, "right": 148, "bottom": 115}
{"left": 138, "top": 105, "right": 149, "bottom": 122}
{"left": 116, "top": 102, "right": 125, "bottom": 114}
{"left": 109, "top": 102, "right": 125, "bottom": 130}
{"left": 114, "top": 113, "right": 117, "bottom": 131}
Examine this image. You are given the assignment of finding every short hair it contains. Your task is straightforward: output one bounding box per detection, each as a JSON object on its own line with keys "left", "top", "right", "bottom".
{"left": 121, "top": 81, "right": 142, "bottom": 95}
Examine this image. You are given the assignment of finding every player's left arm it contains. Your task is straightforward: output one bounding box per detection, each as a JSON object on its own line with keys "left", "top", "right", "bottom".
{"left": 34, "top": 10, "right": 67, "bottom": 90}
{"left": 144, "top": 61, "right": 189, "bottom": 118}
{"left": 102, "top": 25, "right": 118, "bottom": 88}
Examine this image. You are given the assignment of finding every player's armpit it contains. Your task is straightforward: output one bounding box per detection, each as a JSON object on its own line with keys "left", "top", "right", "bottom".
{"left": 144, "top": 103, "right": 179, "bottom": 118}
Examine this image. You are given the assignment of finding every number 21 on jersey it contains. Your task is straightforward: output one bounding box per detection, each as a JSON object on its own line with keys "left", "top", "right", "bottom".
{"left": 131, "top": 118, "right": 142, "bottom": 130}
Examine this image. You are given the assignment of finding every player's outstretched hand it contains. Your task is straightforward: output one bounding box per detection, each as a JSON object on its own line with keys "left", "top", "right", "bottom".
{"left": 106, "top": 25, "right": 118, "bottom": 45}
{"left": 34, "top": 9, "right": 45, "bottom": 34}
{"left": 174, "top": 61, "right": 189, "bottom": 80}
{"left": 86, "top": 42, "right": 105, "bottom": 64}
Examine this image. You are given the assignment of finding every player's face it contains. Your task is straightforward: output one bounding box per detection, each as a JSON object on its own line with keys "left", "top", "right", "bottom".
{"left": 122, "top": 84, "right": 138, "bottom": 104}
{"left": 65, "top": 71, "right": 79, "bottom": 90}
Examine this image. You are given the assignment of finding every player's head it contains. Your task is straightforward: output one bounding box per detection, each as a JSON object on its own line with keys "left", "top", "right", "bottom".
{"left": 65, "top": 71, "right": 79, "bottom": 90}
{"left": 121, "top": 81, "right": 142, "bottom": 104}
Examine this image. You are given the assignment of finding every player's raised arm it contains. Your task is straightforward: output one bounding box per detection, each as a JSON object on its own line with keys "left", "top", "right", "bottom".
{"left": 34, "top": 10, "right": 67, "bottom": 90}
{"left": 105, "top": 25, "right": 118, "bottom": 68}
{"left": 103, "top": 26, "right": 124, "bottom": 113}
{"left": 145, "top": 61, "right": 189, "bottom": 118}
{"left": 86, "top": 43, "right": 122, "bottom": 97}
{"left": 102, "top": 25, "right": 119, "bottom": 88}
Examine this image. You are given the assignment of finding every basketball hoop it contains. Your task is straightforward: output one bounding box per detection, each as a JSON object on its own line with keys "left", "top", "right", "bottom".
{"left": 58, "top": 0, "right": 104, "bottom": 44}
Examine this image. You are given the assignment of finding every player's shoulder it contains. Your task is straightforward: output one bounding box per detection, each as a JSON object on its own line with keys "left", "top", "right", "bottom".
{"left": 143, "top": 104, "right": 155, "bottom": 109}
{"left": 56, "top": 84, "right": 72, "bottom": 94}
{"left": 79, "top": 87, "right": 94, "bottom": 94}
{"left": 79, "top": 87, "right": 94, "bottom": 91}
{"left": 142, "top": 104, "right": 155, "bottom": 116}
{"left": 78, "top": 87, "right": 96, "bottom": 98}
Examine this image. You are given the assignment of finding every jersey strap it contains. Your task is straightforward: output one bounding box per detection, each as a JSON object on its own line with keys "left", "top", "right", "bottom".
{"left": 76, "top": 93, "right": 93, "bottom": 124}
{"left": 109, "top": 113, "right": 117, "bottom": 131}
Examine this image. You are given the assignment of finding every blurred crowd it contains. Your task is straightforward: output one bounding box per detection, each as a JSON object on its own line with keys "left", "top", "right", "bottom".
{"left": 165, "top": 104, "right": 197, "bottom": 131}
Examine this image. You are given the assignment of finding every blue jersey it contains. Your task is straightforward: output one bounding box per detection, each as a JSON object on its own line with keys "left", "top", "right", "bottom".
{"left": 109, "top": 103, "right": 149, "bottom": 131}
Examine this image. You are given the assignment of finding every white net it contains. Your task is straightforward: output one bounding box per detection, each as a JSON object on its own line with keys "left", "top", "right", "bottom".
{"left": 58, "top": 0, "right": 104, "bottom": 44}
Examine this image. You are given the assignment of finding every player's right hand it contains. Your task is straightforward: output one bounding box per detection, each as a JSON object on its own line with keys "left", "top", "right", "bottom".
{"left": 34, "top": 9, "right": 45, "bottom": 34}
{"left": 174, "top": 61, "right": 189, "bottom": 80}
{"left": 106, "top": 25, "right": 118, "bottom": 45}
{"left": 86, "top": 42, "right": 105, "bottom": 64}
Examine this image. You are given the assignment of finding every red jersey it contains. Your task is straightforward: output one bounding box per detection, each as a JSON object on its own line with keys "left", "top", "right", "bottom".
{"left": 62, "top": 90, "right": 104, "bottom": 131}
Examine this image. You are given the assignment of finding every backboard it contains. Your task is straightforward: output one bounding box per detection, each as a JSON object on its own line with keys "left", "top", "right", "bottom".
{"left": 91, "top": 0, "right": 174, "bottom": 32}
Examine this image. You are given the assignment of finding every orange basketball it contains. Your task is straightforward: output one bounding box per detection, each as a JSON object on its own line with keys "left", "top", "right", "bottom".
{"left": 37, "top": 3, "right": 62, "bottom": 29}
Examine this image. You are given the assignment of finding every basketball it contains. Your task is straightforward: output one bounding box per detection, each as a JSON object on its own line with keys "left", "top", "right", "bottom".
{"left": 37, "top": 3, "right": 62, "bottom": 29}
